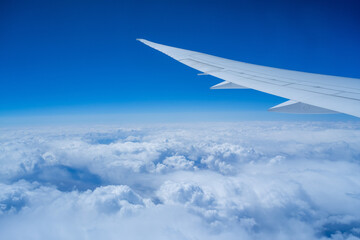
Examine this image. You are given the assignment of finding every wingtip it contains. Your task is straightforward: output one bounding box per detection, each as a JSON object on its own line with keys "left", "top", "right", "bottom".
{"left": 136, "top": 38, "right": 156, "bottom": 48}
{"left": 136, "top": 39, "right": 148, "bottom": 45}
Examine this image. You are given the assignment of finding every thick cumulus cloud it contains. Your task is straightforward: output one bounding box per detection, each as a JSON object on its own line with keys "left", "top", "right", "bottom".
{"left": 1, "top": 122, "right": 360, "bottom": 239}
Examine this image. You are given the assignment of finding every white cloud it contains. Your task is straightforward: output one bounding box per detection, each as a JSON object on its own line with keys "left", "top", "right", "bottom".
{"left": 0, "top": 122, "right": 360, "bottom": 239}
{"left": 162, "top": 155, "right": 194, "bottom": 171}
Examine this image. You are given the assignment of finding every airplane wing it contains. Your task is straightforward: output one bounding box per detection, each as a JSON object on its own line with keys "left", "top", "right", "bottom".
{"left": 137, "top": 39, "right": 360, "bottom": 118}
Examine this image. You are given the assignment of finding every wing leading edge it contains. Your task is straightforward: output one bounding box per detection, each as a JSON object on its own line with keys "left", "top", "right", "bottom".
{"left": 137, "top": 39, "right": 360, "bottom": 118}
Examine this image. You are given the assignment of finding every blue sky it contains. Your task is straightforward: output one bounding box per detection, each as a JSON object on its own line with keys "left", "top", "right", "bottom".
{"left": 1, "top": 0, "right": 360, "bottom": 123}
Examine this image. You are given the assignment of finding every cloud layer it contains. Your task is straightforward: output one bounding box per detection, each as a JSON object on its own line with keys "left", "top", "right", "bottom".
{"left": 1, "top": 122, "right": 360, "bottom": 239}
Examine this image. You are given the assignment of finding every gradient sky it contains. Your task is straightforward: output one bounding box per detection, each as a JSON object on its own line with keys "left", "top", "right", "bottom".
{"left": 1, "top": 0, "right": 360, "bottom": 123}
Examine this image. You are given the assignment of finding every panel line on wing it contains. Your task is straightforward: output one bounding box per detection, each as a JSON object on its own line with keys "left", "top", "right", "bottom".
{"left": 169, "top": 52, "right": 360, "bottom": 102}
{"left": 179, "top": 59, "right": 224, "bottom": 73}
{"left": 221, "top": 70, "right": 360, "bottom": 101}
{"left": 223, "top": 70, "right": 360, "bottom": 100}
{"left": 191, "top": 55, "right": 360, "bottom": 93}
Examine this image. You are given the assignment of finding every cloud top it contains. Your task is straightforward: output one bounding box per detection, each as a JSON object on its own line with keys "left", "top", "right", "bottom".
{"left": 0, "top": 122, "right": 360, "bottom": 239}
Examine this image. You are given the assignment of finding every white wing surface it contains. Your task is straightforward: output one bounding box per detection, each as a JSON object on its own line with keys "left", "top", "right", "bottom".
{"left": 138, "top": 39, "right": 360, "bottom": 118}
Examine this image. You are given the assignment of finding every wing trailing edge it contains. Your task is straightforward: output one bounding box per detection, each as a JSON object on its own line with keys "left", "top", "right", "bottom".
{"left": 210, "top": 81, "right": 248, "bottom": 89}
{"left": 269, "top": 100, "right": 338, "bottom": 114}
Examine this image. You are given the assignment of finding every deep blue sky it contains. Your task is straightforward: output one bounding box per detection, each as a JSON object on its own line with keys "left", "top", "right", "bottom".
{"left": 1, "top": 0, "right": 360, "bottom": 123}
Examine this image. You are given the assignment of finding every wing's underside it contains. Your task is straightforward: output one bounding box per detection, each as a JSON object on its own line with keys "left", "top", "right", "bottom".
{"left": 138, "top": 39, "right": 360, "bottom": 118}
